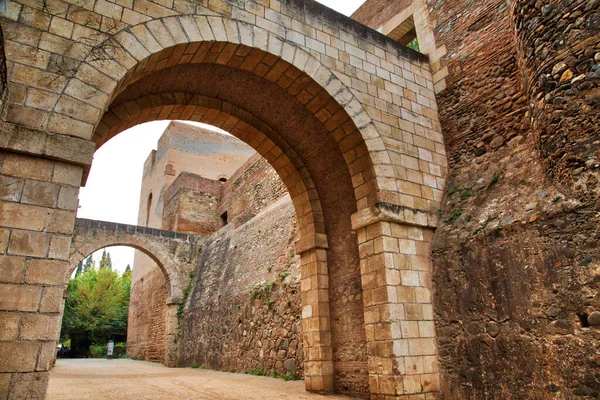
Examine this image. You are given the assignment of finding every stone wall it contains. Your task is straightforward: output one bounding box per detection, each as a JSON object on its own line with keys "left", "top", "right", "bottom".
{"left": 429, "top": 1, "right": 600, "bottom": 398}
{"left": 127, "top": 267, "right": 168, "bottom": 363}
{"left": 0, "top": 24, "right": 7, "bottom": 105}
{"left": 162, "top": 172, "right": 223, "bottom": 235}
{"left": 178, "top": 196, "right": 303, "bottom": 378}
{"left": 354, "top": 0, "right": 600, "bottom": 398}
{"left": 219, "top": 153, "right": 288, "bottom": 226}
{"left": 512, "top": 0, "right": 600, "bottom": 202}
{"left": 219, "top": 150, "right": 369, "bottom": 395}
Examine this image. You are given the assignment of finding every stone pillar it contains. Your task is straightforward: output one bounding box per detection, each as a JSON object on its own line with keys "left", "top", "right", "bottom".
{"left": 299, "top": 247, "right": 334, "bottom": 393}
{"left": 0, "top": 150, "right": 83, "bottom": 399}
{"left": 356, "top": 220, "right": 440, "bottom": 399}
{"left": 164, "top": 303, "right": 180, "bottom": 367}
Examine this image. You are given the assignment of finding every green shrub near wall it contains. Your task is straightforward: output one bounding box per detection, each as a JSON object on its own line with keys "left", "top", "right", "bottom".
{"left": 89, "top": 343, "right": 128, "bottom": 358}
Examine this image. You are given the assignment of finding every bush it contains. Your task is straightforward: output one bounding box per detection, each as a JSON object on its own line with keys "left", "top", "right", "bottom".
{"left": 89, "top": 342, "right": 127, "bottom": 358}
{"left": 281, "top": 371, "right": 298, "bottom": 381}
{"left": 89, "top": 344, "right": 107, "bottom": 358}
{"left": 114, "top": 342, "right": 127, "bottom": 358}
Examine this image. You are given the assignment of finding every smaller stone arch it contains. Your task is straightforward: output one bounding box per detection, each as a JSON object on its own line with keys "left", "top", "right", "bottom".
{"left": 69, "top": 219, "right": 204, "bottom": 304}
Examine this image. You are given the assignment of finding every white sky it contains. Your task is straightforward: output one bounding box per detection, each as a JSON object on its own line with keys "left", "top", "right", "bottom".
{"left": 78, "top": 0, "right": 366, "bottom": 273}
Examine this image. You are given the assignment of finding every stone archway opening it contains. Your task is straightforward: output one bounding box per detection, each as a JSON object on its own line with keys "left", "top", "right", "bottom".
{"left": 68, "top": 26, "right": 380, "bottom": 395}
{"left": 64, "top": 245, "right": 165, "bottom": 361}
{"left": 66, "top": 227, "right": 184, "bottom": 367}
{"left": 0, "top": 3, "right": 448, "bottom": 398}
{"left": 92, "top": 99, "right": 370, "bottom": 394}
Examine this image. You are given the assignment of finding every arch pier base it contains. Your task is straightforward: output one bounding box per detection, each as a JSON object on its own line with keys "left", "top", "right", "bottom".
{"left": 298, "top": 246, "right": 334, "bottom": 393}
{"left": 353, "top": 209, "right": 440, "bottom": 399}
{"left": 164, "top": 303, "right": 181, "bottom": 368}
{"left": 0, "top": 146, "right": 87, "bottom": 399}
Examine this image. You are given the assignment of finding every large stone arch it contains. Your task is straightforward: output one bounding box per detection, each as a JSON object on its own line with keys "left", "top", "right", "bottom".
{"left": 48, "top": 15, "right": 387, "bottom": 215}
{"left": 74, "top": 17, "right": 376, "bottom": 391}
{"left": 0, "top": 1, "right": 446, "bottom": 398}
{"left": 50, "top": 15, "right": 390, "bottom": 395}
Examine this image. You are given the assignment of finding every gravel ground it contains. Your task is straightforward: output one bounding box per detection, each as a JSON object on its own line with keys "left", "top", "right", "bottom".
{"left": 48, "top": 359, "right": 354, "bottom": 400}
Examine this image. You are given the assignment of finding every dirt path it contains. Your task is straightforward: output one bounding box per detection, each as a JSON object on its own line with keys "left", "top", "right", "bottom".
{"left": 48, "top": 359, "right": 355, "bottom": 400}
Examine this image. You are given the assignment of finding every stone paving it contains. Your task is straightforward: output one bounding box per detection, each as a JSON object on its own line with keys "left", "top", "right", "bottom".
{"left": 47, "top": 359, "right": 356, "bottom": 400}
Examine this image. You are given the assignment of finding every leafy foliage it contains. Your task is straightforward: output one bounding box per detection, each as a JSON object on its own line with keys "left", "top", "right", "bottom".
{"left": 83, "top": 256, "right": 93, "bottom": 272}
{"left": 407, "top": 37, "right": 420, "bottom": 51}
{"left": 281, "top": 371, "right": 299, "bottom": 381}
{"left": 61, "top": 254, "right": 130, "bottom": 356}
{"left": 89, "top": 342, "right": 127, "bottom": 358}
{"left": 99, "top": 249, "right": 113, "bottom": 270}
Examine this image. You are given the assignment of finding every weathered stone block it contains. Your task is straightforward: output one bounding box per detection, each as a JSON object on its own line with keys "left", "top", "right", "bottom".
{"left": 0, "top": 125, "right": 44, "bottom": 160}
{"left": 0, "top": 312, "right": 21, "bottom": 341}
{"left": 19, "top": 314, "right": 60, "bottom": 341}
{"left": 0, "top": 203, "right": 48, "bottom": 231}
{"left": 0, "top": 373, "right": 9, "bottom": 399}
{"left": 0, "top": 229, "right": 9, "bottom": 255}
{"left": 6, "top": 105, "right": 48, "bottom": 130}
{"left": 7, "top": 230, "right": 49, "bottom": 258}
{"left": 408, "top": 338, "right": 436, "bottom": 356}
{"left": 0, "top": 343, "right": 39, "bottom": 372}
{"left": 36, "top": 342, "right": 57, "bottom": 372}
{"left": 24, "top": 88, "right": 59, "bottom": 111}
{"left": 403, "top": 374, "right": 422, "bottom": 394}
{"left": 0, "top": 256, "right": 25, "bottom": 283}
{"left": 44, "top": 135, "right": 95, "bottom": 166}
{"left": 0, "top": 152, "right": 52, "bottom": 183}
{"left": 48, "top": 235, "right": 71, "bottom": 260}
{"left": 0, "top": 176, "right": 24, "bottom": 202}
{"left": 421, "top": 373, "right": 440, "bottom": 392}
{"left": 52, "top": 163, "right": 83, "bottom": 187}
{"left": 24, "top": 259, "right": 69, "bottom": 286}
{"left": 47, "top": 114, "right": 95, "bottom": 140}
{"left": 21, "top": 180, "right": 60, "bottom": 208}
{"left": 6, "top": 371, "right": 48, "bottom": 399}
{"left": 0, "top": 283, "right": 42, "bottom": 312}
{"left": 38, "top": 287, "right": 64, "bottom": 313}
{"left": 45, "top": 209, "right": 76, "bottom": 234}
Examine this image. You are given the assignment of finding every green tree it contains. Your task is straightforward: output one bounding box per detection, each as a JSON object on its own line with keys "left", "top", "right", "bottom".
{"left": 83, "top": 256, "right": 94, "bottom": 272}
{"left": 61, "top": 264, "right": 130, "bottom": 356}
{"left": 99, "top": 249, "right": 112, "bottom": 270}
{"left": 74, "top": 262, "right": 83, "bottom": 278}
{"left": 407, "top": 37, "right": 420, "bottom": 51}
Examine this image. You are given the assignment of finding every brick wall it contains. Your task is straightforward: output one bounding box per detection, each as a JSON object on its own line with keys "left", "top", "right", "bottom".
{"left": 219, "top": 153, "right": 288, "bottom": 226}
{"left": 162, "top": 172, "right": 223, "bottom": 235}
{"left": 127, "top": 267, "right": 168, "bottom": 363}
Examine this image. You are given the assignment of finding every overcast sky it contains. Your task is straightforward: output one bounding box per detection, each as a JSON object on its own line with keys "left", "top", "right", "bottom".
{"left": 77, "top": 0, "right": 367, "bottom": 273}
